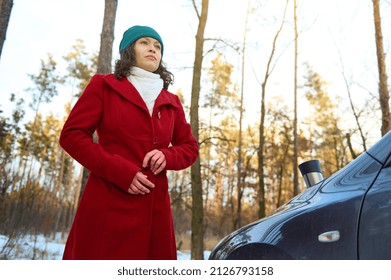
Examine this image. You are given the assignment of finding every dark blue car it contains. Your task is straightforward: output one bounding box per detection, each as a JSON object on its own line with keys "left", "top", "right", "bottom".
{"left": 209, "top": 131, "right": 391, "bottom": 260}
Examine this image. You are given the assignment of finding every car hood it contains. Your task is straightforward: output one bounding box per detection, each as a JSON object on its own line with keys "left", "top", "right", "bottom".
{"left": 209, "top": 131, "right": 391, "bottom": 260}
{"left": 209, "top": 186, "right": 320, "bottom": 260}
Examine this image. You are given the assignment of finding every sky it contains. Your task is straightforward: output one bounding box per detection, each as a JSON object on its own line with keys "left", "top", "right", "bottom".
{"left": 0, "top": 0, "right": 390, "bottom": 147}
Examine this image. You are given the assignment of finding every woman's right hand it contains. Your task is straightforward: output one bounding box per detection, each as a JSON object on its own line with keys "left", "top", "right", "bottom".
{"left": 128, "top": 172, "right": 155, "bottom": 195}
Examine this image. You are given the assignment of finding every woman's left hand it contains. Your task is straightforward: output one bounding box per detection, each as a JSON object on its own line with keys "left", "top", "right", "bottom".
{"left": 143, "top": 149, "right": 166, "bottom": 175}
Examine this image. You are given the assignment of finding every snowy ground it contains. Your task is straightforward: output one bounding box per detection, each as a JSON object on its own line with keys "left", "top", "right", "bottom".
{"left": 0, "top": 234, "right": 210, "bottom": 260}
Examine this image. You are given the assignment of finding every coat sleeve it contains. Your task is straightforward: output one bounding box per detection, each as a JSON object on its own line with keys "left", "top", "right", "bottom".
{"left": 59, "top": 75, "right": 139, "bottom": 193}
{"left": 160, "top": 96, "right": 199, "bottom": 170}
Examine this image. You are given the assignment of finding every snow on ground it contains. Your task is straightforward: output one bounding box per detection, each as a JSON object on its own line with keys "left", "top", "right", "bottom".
{"left": 0, "top": 234, "right": 210, "bottom": 260}
{"left": 0, "top": 234, "right": 66, "bottom": 260}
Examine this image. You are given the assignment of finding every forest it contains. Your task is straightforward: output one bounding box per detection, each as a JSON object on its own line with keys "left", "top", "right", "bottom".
{"left": 0, "top": 0, "right": 390, "bottom": 259}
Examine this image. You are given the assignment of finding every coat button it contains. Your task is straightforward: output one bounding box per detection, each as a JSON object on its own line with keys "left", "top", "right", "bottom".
{"left": 157, "top": 111, "right": 161, "bottom": 119}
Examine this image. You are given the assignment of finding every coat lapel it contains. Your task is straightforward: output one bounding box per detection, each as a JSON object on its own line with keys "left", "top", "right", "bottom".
{"left": 103, "top": 74, "right": 179, "bottom": 110}
{"left": 103, "top": 74, "right": 147, "bottom": 110}
{"left": 155, "top": 90, "right": 179, "bottom": 109}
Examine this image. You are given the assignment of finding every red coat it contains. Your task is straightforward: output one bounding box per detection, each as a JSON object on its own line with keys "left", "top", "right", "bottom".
{"left": 60, "top": 74, "right": 198, "bottom": 260}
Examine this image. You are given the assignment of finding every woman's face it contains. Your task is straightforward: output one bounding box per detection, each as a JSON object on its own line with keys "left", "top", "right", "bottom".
{"left": 133, "top": 37, "right": 162, "bottom": 72}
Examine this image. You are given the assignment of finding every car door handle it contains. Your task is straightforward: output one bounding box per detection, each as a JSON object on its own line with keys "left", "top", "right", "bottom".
{"left": 318, "top": 230, "right": 340, "bottom": 243}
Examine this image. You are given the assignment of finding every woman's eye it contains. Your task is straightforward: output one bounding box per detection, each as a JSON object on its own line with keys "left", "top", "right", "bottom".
{"left": 154, "top": 45, "right": 161, "bottom": 50}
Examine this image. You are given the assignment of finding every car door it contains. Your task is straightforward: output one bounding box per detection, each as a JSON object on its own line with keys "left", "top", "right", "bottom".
{"left": 358, "top": 155, "right": 391, "bottom": 259}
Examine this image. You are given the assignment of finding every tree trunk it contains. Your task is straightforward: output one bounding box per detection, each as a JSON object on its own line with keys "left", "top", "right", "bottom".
{"left": 79, "top": 0, "right": 117, "bottom": 198}
{"left": 372, "top": 0, "right": 391, "bottom": 136}
{"left": 190, "top": 0, "right": 209, "bottom": 260}
{"left": 235, "top": 0, "right": 250, "bottom": 230}
{"left": 258, "top": 80, "right": 266, "bottom": 218}
{"left": 293, "top": 0, "right": 299, "bottom": 195}
{"left": 52, "top": 149, "right": 66, "bottom": 238}
{"left": 258, "top": 0, "right": 288, "bottom": 219}
{"left": 97, "top": 0, "right": 117, "bottom": 74}
{"left": 0, "top": 0, "right": 13, "bottom": 61}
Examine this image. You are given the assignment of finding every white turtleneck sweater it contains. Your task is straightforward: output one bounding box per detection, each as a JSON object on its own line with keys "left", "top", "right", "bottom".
{"left": 127, "top": 67, "right": 164, "bottom": 115}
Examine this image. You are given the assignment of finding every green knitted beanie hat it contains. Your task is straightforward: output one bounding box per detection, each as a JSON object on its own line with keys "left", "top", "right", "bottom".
{"left": 119, "top": 25, "right": 164, "bottom": 55}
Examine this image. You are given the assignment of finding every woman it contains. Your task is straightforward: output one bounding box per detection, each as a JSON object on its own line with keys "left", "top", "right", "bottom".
{"left": 60, "top": 25, "right": 198, "bottom": 260}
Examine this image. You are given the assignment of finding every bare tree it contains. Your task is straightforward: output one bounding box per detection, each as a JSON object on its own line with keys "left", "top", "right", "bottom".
{"left": 372, "top": 0, "right": 391, "bottom": 136}
{"left": 0, "top": 0, "right": 13, "bottom": 61}
{"left": 190, "top": 0, "right": 209, "bottom": 260}
{"left": 338, "top": 60, "right": 368, "bottom": 154}
{"left": 236, "top": 0, "right": 251, "bottom": 230}
{"left": 257, "top": 0, "right": 289, "bottom": 219}
{"left": 80, "top": 0, "right": 117, "bottom": 196}
{"left": 97, "top": 0, "right": 118, "bottom": 73}
{"left": 292, "top": 0, "right": 299, "bottom": 196}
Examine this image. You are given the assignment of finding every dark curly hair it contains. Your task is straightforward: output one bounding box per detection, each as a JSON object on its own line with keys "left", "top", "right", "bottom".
{"left": 114, "top": 43, "right": 174, "bottom": 90}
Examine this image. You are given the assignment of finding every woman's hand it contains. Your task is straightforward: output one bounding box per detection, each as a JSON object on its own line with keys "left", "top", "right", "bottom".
{"left": 128, "top": 150, "right": 166, "bottom": 195}
{"left": 128, "top": 172, "right": 155, "bottom": 195}
{"left": 142, "top": 149, "right": 166, "bottom": 175}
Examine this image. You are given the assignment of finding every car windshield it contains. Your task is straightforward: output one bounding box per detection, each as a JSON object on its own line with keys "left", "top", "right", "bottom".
{"left": 320, "top": 152, "right": 382, "bottom": 192}
{"left": 366, "top": 131, "right": 391, "bottom": 164}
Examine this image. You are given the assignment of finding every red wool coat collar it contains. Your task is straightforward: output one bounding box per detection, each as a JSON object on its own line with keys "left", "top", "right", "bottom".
{"left": 102, "top": 74, "right": 179, "bottom": 113}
